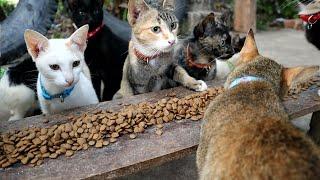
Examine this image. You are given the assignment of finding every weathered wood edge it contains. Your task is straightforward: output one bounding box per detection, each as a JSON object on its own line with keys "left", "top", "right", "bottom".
{"left": 0, "top": 80, "right": 319, "bottom": 180}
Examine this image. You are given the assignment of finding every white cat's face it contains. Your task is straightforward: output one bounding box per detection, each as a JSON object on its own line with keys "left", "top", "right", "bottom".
{"left": 24, "top": 25, "right": 89, "bottom": 88}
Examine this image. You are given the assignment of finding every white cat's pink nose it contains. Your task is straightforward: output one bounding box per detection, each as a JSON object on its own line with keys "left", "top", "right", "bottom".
{"left": 168, "top": 40, "right": 176, "bottom": 46}
{"left": 65, "top": 79, "right": 74, "bottom": 86}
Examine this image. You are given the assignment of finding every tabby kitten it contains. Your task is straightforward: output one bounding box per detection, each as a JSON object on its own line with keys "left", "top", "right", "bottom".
{"left": 67, "top": 0, "right": 128, "bottom": 101}
{"left": 175, "top": 13, "right": 241, "bottom": 81}
{"left": 113, "top": 0, "right": 207, "bottom": 99}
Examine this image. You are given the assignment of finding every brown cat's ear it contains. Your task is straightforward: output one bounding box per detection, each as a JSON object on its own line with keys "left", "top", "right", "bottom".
{"left": 237, "top": 29, "right": 259, "bottom": 65}
{"left": 24, "top": 29, "right": 49, "bottom": 61}
{"left": 162, "top": 0, "right": 175, "bottom": 11}
{"left": 128, "top": 0, "right": 150, "bottom": 26}
{"left": 69, "top": 24, "right": 89, "bottom": 52}
{"left": 281, "top": 66, "right": 319, "bottom": 96}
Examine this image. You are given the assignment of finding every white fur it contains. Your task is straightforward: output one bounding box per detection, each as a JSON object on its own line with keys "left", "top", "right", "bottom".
{"left": 215, "top": 53, "right": 240, "bottom": 79}
{"left": 195, "top": 80, "right": 208, "bottom": 92}
{"left": 0, "top": 74, "right": 36, "bottom": 121}
{"left": 25, "top": 25, "right": 98, "bottom": 115}
{"left": 318, "top": 89, "right": 320, "bottom": 97}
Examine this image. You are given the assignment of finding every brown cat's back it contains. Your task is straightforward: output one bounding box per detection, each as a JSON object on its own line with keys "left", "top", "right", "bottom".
{"left": 198, "top": 82, "right": 320, "bottom": 179}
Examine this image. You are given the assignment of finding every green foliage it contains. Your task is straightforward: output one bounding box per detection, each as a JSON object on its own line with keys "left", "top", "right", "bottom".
{"left": 0, "top": 0, "right": 15, "bottom": 16}
{"left": 257, "top": 0, "right": 299, "bottom": 30}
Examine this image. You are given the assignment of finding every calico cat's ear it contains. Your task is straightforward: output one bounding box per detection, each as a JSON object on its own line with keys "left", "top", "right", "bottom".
{"left": 162, "top": 0, "right": 175, "bottom": 11}
{"left": 281, "top": 66, "right": 319, "bottom": 96}
{"left": 193, "top": 13, "right": 215, "bottom": 39}
{"left": 24, "top": 30, "right": 49, "bottom": 61}
{"left": 128, "top": 0, "right": 150, "bottom": 26}
{"left": 237, "top": 29, "right": 259, "bottom": 65}
{"left": 69, "top": 24, "right": 89, "bottom": 52}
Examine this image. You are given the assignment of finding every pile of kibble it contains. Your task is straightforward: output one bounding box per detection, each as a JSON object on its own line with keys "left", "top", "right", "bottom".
{"left": 1, "top": 76, "right": 319, "bottom": 169}
{"left": 0, "top": 87, "right": 224, "bottom": 168}
{"left": 284, "top": 76, "right": 320, "bottom": 100}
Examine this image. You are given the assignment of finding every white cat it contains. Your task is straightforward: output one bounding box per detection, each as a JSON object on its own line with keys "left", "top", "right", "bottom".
{"left": 24, "top": 25, "right": 98, "bottom": 115}
{"left": 215, "top": 53, "right": 240, "bottom": 80}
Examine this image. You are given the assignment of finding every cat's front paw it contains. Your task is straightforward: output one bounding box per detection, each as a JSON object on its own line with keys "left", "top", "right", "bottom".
{"left": 112, "top": 91, "right": 124, "bottom": 100}
{"left": 318, "top": 89, "right": 320, "bottom": 97}
{"left": 192, "top": 80, "right": 208, "bottom": 92}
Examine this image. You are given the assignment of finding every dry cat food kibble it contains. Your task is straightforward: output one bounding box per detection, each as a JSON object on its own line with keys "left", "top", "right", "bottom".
{"left": 0, "top": 87, "right": 224, "bottom": 168}
{"left": 0, "top": 77, "right": 319, "bottom": 169}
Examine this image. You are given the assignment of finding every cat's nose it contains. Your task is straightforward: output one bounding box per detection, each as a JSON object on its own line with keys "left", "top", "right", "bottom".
{"left": 168, "top": 40, "right": 176, "bottom": 46}
{"left": 65, "top": 79, "right": 74, "bottom": 87}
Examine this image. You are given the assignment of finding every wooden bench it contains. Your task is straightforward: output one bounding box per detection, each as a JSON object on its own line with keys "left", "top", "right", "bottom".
{"left": 0, "top": 79, "right": 320, "bottom": 179}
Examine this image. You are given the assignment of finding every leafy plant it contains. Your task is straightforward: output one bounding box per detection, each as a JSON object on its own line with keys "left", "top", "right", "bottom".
{"left": 256, "top": 0, "right": 299, "bottom": 30}
{"left": 0, "top": 0, "right": 15, "bottom": 17}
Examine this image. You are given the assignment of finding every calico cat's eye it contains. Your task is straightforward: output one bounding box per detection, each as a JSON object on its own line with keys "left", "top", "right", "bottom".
{"left": 151, "top": 26, "right": 161, "bottom": 33}
{"left": 170, "top": 22, "right": 177, "bottom": 30}
{"left": 79, "top": 11, "right": 86, "bottom": 16}
{"left": 221, "top": 40, "right": 226, "bottom": 46}
{"left": 49, "top": 64, "right": 60, "bottom": 71}
{"left": 73, "top": 61, "right": 81, "bottom": 68}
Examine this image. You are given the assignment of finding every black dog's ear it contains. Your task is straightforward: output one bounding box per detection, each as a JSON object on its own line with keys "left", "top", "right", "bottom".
{"left": 193, "top": 13, "right": 215, "bottom": 39}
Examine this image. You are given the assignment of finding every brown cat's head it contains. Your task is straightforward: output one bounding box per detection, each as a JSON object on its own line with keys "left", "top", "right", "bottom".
{"left": 225, "top": 29, "right": 319, "bottom": 97}
{"left": 128, "top": 0, "right": 178, "bottom": 55}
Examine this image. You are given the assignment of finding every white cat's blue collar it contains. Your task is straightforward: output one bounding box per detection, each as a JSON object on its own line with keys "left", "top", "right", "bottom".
{"left": 40, "top": 76, "right": 75, "bottom": 102}
{"left": 229, "top": 76, "right": 264, "bottom": 89}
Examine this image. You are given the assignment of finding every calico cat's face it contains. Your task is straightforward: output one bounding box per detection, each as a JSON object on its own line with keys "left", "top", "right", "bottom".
{"left": 24, "top": 25, "right": 89, "bottom": 88}
{"left": 67, "top": 0, "right": 103, "bottom": 31}
{"left": 128, "top": 0, "right": 178, "bottom": 53}
{"left": 194, "top": 13, "right": 234, "bottom": 59}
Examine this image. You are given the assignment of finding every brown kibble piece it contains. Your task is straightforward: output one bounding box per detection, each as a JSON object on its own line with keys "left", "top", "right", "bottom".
{"left": 49, "top": 153, "right": 58, "bottom": 159}
{"left": 110, "top": 138, "right": 117, "bottom": 143}
{"left": 66, "top": 150, "right": 74, "bottom": 157}
{"left": 129, "top": 134, "right": 137, "bottom": 139}
{"left": 156, "top": 129, "right": 163, "bottom": 136}
{"left": 95, "top": 140, "right": 103, "bottom": 148}
{"left": 89, "top": 141, "right": 96, "bottom": 146}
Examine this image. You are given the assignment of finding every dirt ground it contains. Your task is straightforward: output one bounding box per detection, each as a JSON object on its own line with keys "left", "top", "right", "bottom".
{"left": 118, "top": 29, "right": 320, "bottom": 180}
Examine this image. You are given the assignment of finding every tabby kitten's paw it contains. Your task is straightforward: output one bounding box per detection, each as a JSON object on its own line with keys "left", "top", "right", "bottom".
{"left": 112, "top": 92, "right": 124, "bottom": 100}
{"left": 192, "top": 80, "right": 208, "bottom": 92}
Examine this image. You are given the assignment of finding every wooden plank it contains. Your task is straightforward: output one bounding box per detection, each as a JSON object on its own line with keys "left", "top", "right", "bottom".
{"left": 0, "top": 80, "right": 320, "bottom": 179}
{"left": 234, "top": 0, "right": 257, "bottom": 33}
{"left": 308, "top": 111, "right": 320, "bottom": 145}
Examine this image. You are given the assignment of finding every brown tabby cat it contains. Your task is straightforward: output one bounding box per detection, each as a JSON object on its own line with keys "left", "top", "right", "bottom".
{"left": 197, "top": 30, "right": 320, "bottom": 180}
{"left": 113, "top": 0, "right": 207, "bottom": 99}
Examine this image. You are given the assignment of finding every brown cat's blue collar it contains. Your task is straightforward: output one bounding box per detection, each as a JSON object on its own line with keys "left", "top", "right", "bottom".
{"left": 87, "top": 23, "right": 104, "bottom": 39}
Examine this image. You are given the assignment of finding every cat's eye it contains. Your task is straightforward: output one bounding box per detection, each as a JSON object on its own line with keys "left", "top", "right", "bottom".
{"left": 171, "top": 22, "right": 177, "bottom": 30}
{"left": 151, "top": 26, "right": 161, "bottom": 33}
{"left": 49, "top": 64, "right": 60, "bottom": 71}
{"left": 73, "top": 61, "right": 81, "bottom": 68}
{"left": 79, "top": 11, "right": 86, "bottom": 16}
{"left": 221, "top": 40, "right": 226, "bottom": 46}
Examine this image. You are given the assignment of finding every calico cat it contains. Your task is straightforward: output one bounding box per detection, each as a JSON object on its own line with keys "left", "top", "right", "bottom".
{"left": 175, "top": 13, "right": 242, "bottom": 81}
{"left": 0, "top": 59, "right": 37, "bottom": 121}
{"left": 24, "top": 25, "right": 98, "bottom": 115}
{"left": 197, "top": 30, "right": 320, "bottom": 179}
{"left": 113, "top": 0, "right": 207, "bottom": 99}
{"left": 299, "top": 0, "right": 320, "bottom": 50}
{"left": 66, "top": 0, "right": 129, "bottom": 101}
